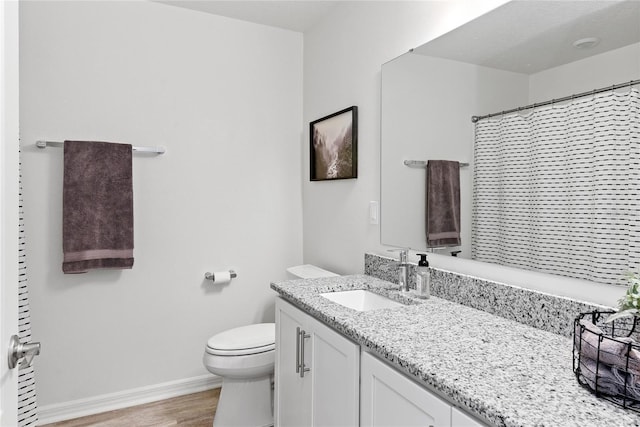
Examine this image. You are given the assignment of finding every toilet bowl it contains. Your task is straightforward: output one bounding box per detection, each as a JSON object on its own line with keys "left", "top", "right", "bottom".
{"left": 204, "top": 323, "right": 275, "bottom": 427}
{"left": 203, "top": 264, "right": 337, "bottom": 427}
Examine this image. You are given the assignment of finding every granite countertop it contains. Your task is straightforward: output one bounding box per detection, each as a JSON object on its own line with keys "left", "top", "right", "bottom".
{"left": 271, "top": 274, "right": 640, "bottom": 427}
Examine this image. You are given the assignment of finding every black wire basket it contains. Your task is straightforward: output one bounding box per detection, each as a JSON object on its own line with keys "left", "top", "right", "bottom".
{"left": 573, "top": 310, "right": 640, "bottom": 412}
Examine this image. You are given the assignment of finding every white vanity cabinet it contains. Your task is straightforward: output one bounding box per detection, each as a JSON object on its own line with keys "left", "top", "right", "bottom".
{"left": 274, "top": 297, "right": 360, "bottom": 427}
{"left": 275, "top": 296, "right": 487, "bottom": 427}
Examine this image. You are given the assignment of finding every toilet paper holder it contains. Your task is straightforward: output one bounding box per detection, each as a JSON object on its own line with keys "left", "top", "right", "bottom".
{"left": 204, "top": 270, "right": 237, "bottom": 281}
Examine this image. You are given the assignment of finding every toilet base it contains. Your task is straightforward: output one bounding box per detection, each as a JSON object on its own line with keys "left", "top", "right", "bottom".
{"left": 213, "top": 375, "right": 273, "bottom": 427}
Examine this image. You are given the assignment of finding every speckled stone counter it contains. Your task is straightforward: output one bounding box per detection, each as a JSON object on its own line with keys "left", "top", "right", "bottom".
{"left": 270, "top": 275, "right": 640, "bottom": 427}
{"left": 364, "top": 253, "right": 612, "bottom": 337}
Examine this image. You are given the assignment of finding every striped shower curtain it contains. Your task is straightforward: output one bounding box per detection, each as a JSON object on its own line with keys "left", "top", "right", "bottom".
{"left": 472, "top": 88, "right": 640, "bottom": 286}
{"left": 18, "top": 157, "right": 38, "bottom": 426}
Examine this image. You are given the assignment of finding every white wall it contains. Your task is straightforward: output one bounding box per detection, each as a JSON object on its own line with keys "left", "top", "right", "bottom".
{"left": 20, "top": 1, "right": 302, "bottom": 407}
{"left": 302, "top": 0, "right": 509, "bottom": 275}
{"left": 530, "top": 42, "right": 640, "bottom": 102}
{"left": 302, "top": 1, "right": 634, "bottom": 308}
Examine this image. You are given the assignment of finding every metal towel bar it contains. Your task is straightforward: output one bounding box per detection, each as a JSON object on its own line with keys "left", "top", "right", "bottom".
{"left": 36, "top": 140, "right": 165, "bottom": 154}
{"left": 404, "top": 160, "right": 469, "bottom": 168}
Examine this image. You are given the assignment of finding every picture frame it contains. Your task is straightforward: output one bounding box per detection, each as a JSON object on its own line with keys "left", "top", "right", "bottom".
{"left": 310, "top": 106, "right": 358, "bottom": 181}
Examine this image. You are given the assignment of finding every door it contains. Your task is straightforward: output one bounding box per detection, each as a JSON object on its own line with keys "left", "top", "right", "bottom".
{"left": 1, "top": 0, "right": 21, "bottom": 425}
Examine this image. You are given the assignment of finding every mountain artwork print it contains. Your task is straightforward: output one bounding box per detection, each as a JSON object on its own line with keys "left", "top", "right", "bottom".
{"left": 310, "top": 106, "right": 358, "bottom": 181}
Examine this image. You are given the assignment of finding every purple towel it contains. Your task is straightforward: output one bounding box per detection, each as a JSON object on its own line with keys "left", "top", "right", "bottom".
{"left": 578, "top": 357, "right": 640, "bottom": 398}
{"left": 574, "top": 319, "right": 640, "bottom": 375}
{"left": 426, "top": 160, "right": 461, "bottom": 247}
{"left": 63, "top": 141, "right": 134, "bottom": 273}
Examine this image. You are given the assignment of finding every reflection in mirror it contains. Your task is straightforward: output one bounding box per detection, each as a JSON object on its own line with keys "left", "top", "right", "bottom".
{"left": 381, "top": 1, "right": 640, "bottom": 273}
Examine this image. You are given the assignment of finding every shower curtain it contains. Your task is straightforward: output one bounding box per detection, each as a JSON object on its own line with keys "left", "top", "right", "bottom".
{"left": 18, "top": 156, "right": 38, "bottom": 426}
{"left": 472, "top": 88, "right": 640, "bottom": 286}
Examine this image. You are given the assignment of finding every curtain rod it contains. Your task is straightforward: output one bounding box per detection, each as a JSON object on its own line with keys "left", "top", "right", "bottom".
{"left": 471, "top": 78, "right": 640, "bottom": 123}
{"left": 36, "top": 140, "right": 166, "bottom": 154}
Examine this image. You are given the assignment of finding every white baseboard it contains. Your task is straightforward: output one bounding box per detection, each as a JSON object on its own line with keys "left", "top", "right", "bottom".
{"left": 38, "top": 374, "right": 222, "bottom": 425}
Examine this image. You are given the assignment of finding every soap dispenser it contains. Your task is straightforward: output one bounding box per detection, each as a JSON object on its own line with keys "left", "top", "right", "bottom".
{"left": 415, "top": 253, "right": 430, "bottom": 299}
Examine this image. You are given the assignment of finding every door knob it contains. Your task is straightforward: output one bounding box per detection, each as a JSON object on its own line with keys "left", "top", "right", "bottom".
{"left": 8, "top": 335, "right": 40, "bottom": 369}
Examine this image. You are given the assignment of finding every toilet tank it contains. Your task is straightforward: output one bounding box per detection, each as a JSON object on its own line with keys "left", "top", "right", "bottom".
{"left": 286, "top": 264, "right": 339, "bottom": 279}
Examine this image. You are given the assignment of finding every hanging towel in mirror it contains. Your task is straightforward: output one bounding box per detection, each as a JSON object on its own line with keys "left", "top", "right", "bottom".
{"left": 426, "top": 160, "right": 461, "bottom": 247}
{"left": 62, "top": 141, "right": 134, "bottom": 273}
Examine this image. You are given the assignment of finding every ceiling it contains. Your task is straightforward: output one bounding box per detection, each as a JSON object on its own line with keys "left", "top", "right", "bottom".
{"left": 156, "top": 1, "right": 340, "bottom": 32}
{"left": 156, "top": 1, "right": 639, "bottom": 73}
{"left": 413, "top": 0, "right": 640, "bottom": 74}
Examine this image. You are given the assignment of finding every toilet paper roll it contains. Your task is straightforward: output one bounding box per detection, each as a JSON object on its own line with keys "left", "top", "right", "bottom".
{"left": 210, "top": 271, "right": 232, "bottom": 284}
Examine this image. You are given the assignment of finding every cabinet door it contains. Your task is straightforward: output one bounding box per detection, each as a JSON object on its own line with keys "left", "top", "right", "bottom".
{"left": 275, "top": 297, "right": 311, "bottom": 427}
{"left": 361, "top": 351, "right": 451, "bottom": 427}
{"left": 275, "top": 297, "right": 360, "bottom": 427}
{"left": 451, "top": 407, "right": 487, "bottom": 427}
{"left": 308, "top": 315, "right": 360, "bottom": 426}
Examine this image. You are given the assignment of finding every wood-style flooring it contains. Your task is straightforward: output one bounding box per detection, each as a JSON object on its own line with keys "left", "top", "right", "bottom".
{"left": 41, "top": 388, "right": 220, "bottom": 427}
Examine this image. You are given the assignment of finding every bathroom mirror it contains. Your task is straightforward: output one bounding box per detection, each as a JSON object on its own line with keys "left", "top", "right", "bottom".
{"left": 381, "top": 0, "right": 640, "bottom": 265}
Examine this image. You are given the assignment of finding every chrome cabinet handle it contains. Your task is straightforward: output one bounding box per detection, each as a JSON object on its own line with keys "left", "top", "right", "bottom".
{"left": 299, "top": 330, "right": 310, "bottom": 378}
{"left": 295, "top": 327, "right": 301, "bottom": 374}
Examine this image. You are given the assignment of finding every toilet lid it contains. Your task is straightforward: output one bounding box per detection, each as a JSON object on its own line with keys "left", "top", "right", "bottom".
{"left": 206, "top": 323, "right": 275, "bottom": 356}
{"left": 287, "top": 264, "right": 339, "bottom": 279}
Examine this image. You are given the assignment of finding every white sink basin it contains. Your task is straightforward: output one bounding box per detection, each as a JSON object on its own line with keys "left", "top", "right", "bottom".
{"left": 320, "top": 290, "right": 404, "bottom": 311}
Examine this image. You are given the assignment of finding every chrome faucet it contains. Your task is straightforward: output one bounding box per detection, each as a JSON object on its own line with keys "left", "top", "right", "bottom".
{"left": 388, "top": 248, "right": 410, "bottom": 292}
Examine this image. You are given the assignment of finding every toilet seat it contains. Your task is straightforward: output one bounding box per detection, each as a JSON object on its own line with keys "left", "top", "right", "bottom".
{"left": 206, "top": 344, "right": 274, "bottom": 356}
{"left": 206, "top": 323, "right": 275, "bottom": 356}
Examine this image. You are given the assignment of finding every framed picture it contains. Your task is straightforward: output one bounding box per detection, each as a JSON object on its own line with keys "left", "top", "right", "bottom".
{"left": 310, "top": 106, "right": 358, "bottom": 181}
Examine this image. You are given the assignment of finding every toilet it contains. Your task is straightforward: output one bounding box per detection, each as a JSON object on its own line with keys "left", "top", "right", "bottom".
{"left": 203, "top": 264, "right": 338, "bottom": 427}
